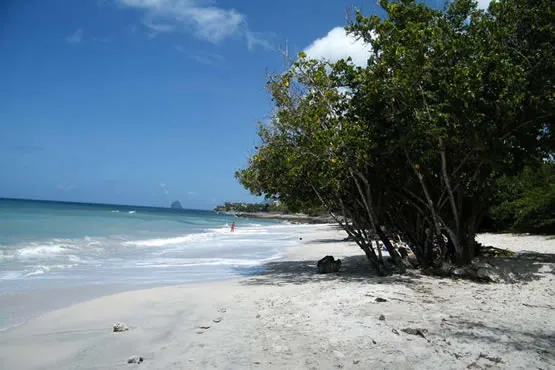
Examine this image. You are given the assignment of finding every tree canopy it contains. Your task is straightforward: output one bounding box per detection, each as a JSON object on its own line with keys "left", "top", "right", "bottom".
{"left": 236, "top": 0, "right": 554, "bottom": 274}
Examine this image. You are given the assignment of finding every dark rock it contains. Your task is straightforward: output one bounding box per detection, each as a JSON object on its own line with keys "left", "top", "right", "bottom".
{"left": 170, "top": 201, "right": 183, "bottom": 209}
{"left": 113, "top": 322, "right": 129, "bottom": 332}
{"left": 392, "top": 328, "right": 400, "bottom": 335}
{"left": 401, "top": 328, "right": 428, "bottom": 338}
{"left": 128, "top": 356, "right": 143, "bottom": 364}
{"left": 317, "top": 255, "right": 342, "bottom": 273}
{"left": 375, "top": 297, "right": 387, "bottom": 303}
{"left": 378, "top": 315, "right": 385, "bottom": 321}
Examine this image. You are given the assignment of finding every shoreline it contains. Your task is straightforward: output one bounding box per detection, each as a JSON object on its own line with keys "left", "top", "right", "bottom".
{"left": 0, "top": 221, "right": 303, "bottom": 331}
{"left": 0, "top": 226, "right": 553, "bottom": 369}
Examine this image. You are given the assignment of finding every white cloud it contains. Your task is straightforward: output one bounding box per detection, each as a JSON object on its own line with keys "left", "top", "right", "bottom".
{"left": 246, "top": 31, "right": 273, "bottom": 51}
{"left": 159, "top": 182, "right": 169, "bottom": 195}
{"left": 304, "top": 27, "right": 370, "bottom": 67}
{"left": 117, "top": 0, "right": 266, "bottom": 47}
{"left": 65, "top": 28, "right": 83, "bottom": 44}
{"left": 174, "top": 45, "right": 224, "bottom": 65}
{"left": 187, "top": 191, "right": 196, "bottom": 195}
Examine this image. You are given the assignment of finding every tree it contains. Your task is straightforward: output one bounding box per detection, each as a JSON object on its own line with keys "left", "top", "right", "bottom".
{"left": 236, "top": 0, "right": 554, "bottom": 274}
{"left": 488, "top": 161, "right": 555, "bottom": 234}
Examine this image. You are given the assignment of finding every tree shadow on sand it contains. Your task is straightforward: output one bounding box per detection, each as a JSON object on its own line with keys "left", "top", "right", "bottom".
{"left": 234, "top": 246, "right": 555, "bottom": 286}
{"left": 441, "top": 318, "right": 555, "bottom": 361}
{"left": 234, "top": 254, "right": 424, "bottom": 287}
{"left": 481, "top": 251, "right": 555, "bottom": 283}
{"left": 308, "top": 238, "right": 352, "bottom": 244}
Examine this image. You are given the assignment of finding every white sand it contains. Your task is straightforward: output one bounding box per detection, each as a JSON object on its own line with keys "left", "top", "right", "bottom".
{"left": 0, "top": 226, "right": 553, "bottom": 369}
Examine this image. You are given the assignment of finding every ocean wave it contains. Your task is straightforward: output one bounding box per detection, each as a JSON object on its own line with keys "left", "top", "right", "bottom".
{"left": 135, "top": 254, "right": 282, "bottom": 268}
{"left": 23, "top": 264, "right": 77, "bottom": 277}
{"left": 0, "top": 270, "right": 23, "bottom": 280}
{"left": 123, "top": 227, "right": 229, "bottom": 247}
{"left": 1, "top": 237, "right": 104, "bottom": 262}
{"left": 17, "top": 244, "right": 70, "bottom": 258}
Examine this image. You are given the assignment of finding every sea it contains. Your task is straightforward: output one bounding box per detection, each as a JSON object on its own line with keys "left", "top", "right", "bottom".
{"left": 0, "top": 198, "right": 301, "bottom": 330}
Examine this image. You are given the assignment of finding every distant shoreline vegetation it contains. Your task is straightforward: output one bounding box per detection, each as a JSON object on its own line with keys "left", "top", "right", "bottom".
{"left": 214, "top": 201, "right": 288, "bottom": 214}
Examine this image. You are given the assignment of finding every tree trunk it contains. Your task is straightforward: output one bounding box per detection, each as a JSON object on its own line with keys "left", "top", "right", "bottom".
{"left": 376, "top": 228, "right": 406, "bottom": 273}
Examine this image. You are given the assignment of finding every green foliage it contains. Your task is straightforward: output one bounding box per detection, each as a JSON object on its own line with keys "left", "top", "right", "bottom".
{"left": 237, "top": 0, "right": 554, "bottom": 271}
{"left": 489, "top": 162, "right": 555, "bottom": 234}
{"left": 214, "top": 201, "right": 289, "bottom": 213}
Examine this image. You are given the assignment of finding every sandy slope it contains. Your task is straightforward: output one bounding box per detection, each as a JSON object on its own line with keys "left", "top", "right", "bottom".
{"left": 0, "top": 226, "right": 553, "bottom": 370}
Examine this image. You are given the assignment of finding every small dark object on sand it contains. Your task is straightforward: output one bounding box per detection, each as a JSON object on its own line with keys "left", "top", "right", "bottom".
{"left": 401, "top": 328, "right": 428, "bottom": 338}
{"left": 113, "top": 322, "right": 129, "bottom": 332}
{"left": 128, "top": 356, "right": 143, "bottom": 364}
{"left": 378, "top": 315, "right": 385, "bottom": 321}
{"left": 375, "top": 297, "right": 387, "bottom": 302}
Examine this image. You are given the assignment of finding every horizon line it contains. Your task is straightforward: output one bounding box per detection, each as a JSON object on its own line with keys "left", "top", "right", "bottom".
{"left": 0, "top": 197, "right": 213, "bottom": 212}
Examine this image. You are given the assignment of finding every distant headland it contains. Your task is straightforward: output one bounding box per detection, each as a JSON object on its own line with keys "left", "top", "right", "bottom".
{"left": 170, "top": 201, "right": 183, "bottom": 209}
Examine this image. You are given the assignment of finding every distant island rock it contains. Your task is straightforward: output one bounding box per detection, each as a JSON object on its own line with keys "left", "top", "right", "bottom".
{"left": 170, "top": 201, "right": 183, "bottom": 209}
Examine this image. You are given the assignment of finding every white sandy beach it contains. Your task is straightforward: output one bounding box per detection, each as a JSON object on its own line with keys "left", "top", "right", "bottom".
{"left": 0, "top": 225, "right": 553, "bottom": 369}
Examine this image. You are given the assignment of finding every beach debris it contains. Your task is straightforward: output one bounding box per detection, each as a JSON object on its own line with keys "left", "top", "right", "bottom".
{"left": 392, "top": 328, "right": 400, "bottom": 335}
{"left": 447, "top": 262, "right": 502, "bottom": 283}
{"left": 375, "top": 297, "right": 387, "bottom": 303}
{"left": 317, "top": 255, "right": 342, "bottom": 273}
{"left": 353, "top": 360, "right": 360, "bottom": 365}
{"left": 219, "top": 308, "right": 227, "bottom": 313}
{"left": 198, "top": 325, "right": 211, "bottom": 330}
{"left": 475, "top": 267, "right": 501, "bottom": 283}
{"left": 253, "top": 361, "right": 261, "bottom": 366}
{"left": 113, "top": 322, "right": 129, "bottom": 332}
{"left": 378, "top": 314, "right": 386, "bottom": 321}
{"left": 398, "top": 247, "right": 419, "bottom": 268}
{"left": 478, "top": 353, "right": 504, "bottom": 364}
{"left": 372, "top": 339, "right": 377, "bottom": 344}
{"left": 127, "top": 356, "right": 143, "bottom": 364}
{"left": 213, "top": 318, "right": 223, "bottom": 323}
{"left": 401, "top": 328, "right": 428, "bottom": 338}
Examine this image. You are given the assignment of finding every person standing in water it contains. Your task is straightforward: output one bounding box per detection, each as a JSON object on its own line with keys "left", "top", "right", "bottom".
{"left": 230, "top": 221, "right": 235, "bottom": 232}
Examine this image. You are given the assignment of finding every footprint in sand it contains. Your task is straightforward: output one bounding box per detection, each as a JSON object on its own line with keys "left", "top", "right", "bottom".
{"left": 195, "top": 325, "right": 211, "bottom": 334}
{"left": 195, "top": 309, "right": 226, "bottom": 333}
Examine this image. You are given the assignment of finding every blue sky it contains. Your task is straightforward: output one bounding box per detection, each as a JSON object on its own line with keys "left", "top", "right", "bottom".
{"left": 0, "top": 0, "right": 466, "bottom": 209}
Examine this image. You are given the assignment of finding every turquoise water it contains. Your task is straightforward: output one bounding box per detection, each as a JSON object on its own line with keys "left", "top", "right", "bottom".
{"left": 0, "top": 198, "right": 300, "bottom": 328}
